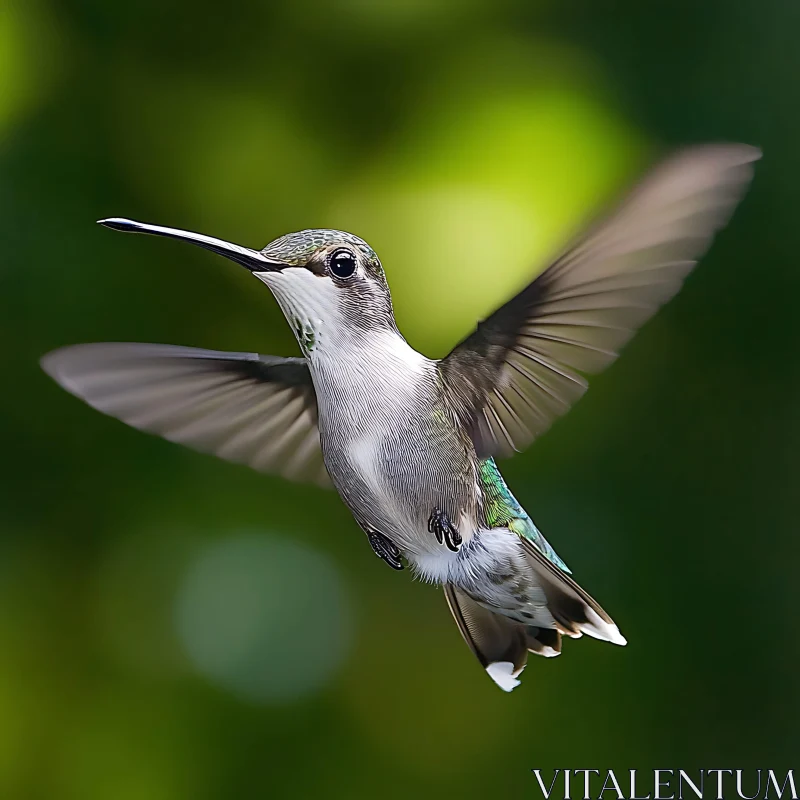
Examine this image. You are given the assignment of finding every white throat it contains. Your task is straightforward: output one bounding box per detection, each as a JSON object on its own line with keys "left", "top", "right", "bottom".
{"left": 257, "top": 268, "right": 342, "bottom": 358}
{"left": 256, "top": 266, "right": 433, "bottom": 418}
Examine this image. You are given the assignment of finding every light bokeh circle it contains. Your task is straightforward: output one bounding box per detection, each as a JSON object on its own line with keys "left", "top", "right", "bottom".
{"left": 174, "top": 531, "right": 353, "bottom": 704}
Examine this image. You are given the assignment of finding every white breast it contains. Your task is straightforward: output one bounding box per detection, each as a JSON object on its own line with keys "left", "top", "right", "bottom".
{"left": 347, "top": 431, "right": 391, "bottom": 501}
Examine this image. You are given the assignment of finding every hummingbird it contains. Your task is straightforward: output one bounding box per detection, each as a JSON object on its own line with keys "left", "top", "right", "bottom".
{"left": 42, "top": 144, "right": 759, "bottom": 691}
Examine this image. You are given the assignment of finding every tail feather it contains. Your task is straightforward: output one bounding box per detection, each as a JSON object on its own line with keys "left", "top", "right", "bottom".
{"left": 519, "top": 537, "right": 627, "bottom": 646}
{"left": 443, "top": 584, "right": 561, "bottom": 692}
{"left": 444, "top": 538, "right": 626, "bottom": 691}
{"left": 526, "top": 626, "right": 562, "bottom": 657}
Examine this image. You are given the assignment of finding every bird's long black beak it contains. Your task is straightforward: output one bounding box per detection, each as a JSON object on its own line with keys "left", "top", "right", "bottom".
{"left": 97, "top": 218, "right": 285, "bottom": 273}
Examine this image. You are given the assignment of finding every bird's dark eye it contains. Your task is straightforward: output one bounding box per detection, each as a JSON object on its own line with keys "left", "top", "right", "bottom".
{"left": 328, "top": 248, "right": 357, "bottom": 279}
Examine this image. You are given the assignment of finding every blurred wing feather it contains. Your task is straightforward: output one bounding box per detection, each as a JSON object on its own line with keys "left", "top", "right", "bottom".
{"left": 440, "top": 144, "right": 760, "bottom": 457}
{"left": 41, "top": 343, "right": 331, "bottom": 487}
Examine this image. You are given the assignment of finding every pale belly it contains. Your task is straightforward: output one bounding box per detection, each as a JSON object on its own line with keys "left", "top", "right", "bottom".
{"left": 319, "top": 402, "right": 554, "bottom": 627}
{"left": 321, "top": 412, "right": 481, "bottom": 559}
{"left": 309, "top": 334, "right": 547, "bottom": 618}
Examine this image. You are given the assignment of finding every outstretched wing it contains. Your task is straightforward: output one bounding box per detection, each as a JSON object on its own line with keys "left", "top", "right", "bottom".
{"left": 41, "top": 343, "right": 331, "bottom": 487}
{"left": 440, "top": 144, "right": 760, "bottom": 458}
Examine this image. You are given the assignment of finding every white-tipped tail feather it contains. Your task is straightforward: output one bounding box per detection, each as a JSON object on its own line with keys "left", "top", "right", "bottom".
{"left": 519, "top": 537, "right": 627, "bottom": 646}
{"left": 581, "top": 608, "right": 627, "bottom": 646}
{"left": 444, "top": 538, "right": 626, "bottom": 691}
{"left": 486, "top": 661, "right": 524, "bottom": 692}
{"left": 444, "top": 583, "right": 568, "bottom": 692}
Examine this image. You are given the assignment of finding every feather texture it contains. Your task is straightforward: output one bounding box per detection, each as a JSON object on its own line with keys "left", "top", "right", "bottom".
{"left": 479, "top": 457, "right": 570, "bottom": 572}
{"left": 440, "top": 144, "right": 760, "bottom": 457}
{"left": 41, "top": 343, "right": 330, "bottom": 487}
{"left": 443, "top": 582, "right": 562, "bottom": 692}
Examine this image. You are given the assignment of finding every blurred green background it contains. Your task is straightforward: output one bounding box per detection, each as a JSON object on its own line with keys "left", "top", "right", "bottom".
{"left": 1, "top": 0, "right": 798, "bottom": 797}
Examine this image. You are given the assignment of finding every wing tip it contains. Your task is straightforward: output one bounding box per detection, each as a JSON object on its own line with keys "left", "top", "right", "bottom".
{"left": 738, "top": 143, "right": 763, "bottom": 164}
{"left": 39, "top": 349, "right": 58, "bottom": 378}
{"left": 678, "top": 141, "right": 762, "bottom": 165}
{"left": 40, "top": 347, "right": 70, "bottom": 385}
{"left": 40, "top": 345, "right": 101, "bottom": 397}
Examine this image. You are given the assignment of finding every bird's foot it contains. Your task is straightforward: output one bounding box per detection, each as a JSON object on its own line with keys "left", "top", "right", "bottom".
{"left": 428, "top": 507, "right": 462, "bottom": 552}
{"left": 367, "top": 530, "right": 403, "bottom": 570}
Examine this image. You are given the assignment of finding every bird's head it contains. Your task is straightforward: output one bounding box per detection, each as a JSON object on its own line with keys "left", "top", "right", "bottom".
{"left": 98, "top": 218, "right": 397, "bottom": 357}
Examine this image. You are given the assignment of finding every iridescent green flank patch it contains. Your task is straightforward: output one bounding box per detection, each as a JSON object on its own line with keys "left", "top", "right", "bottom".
{"left": 479, "top": 458, "right": 571, "bottom": 573}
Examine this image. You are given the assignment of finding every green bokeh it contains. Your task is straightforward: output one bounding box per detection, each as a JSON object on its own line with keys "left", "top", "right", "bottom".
{"left": 1, "top": 0, "right": 797, "bottom": 797}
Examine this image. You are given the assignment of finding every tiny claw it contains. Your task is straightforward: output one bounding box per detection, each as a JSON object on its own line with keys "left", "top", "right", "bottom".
{"left": 368, "top": 531, "right": 403, "bottom": 571}
{"left": 429, "top": 507, "right": 461, "bottom": 552}
{"left": 448, "top": 527, "right": 462, "bottom": 549}
{"left": 444, "top": 527, "right": 460, "bottom": 552}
